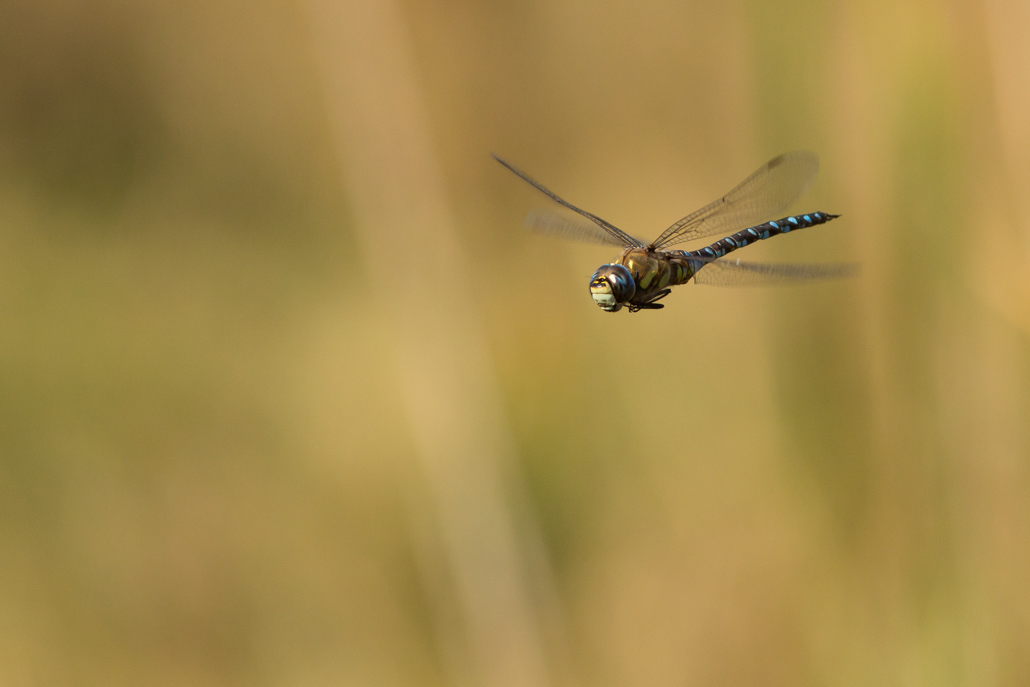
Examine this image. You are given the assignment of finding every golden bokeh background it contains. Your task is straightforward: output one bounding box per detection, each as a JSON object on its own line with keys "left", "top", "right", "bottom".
{"left": 2, "top": 0, "right": 1029, "bottom": 685}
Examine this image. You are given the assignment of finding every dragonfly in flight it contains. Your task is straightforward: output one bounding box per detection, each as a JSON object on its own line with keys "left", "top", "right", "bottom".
{"left": 494, "top": 151, "right": 854, "bottom": 312}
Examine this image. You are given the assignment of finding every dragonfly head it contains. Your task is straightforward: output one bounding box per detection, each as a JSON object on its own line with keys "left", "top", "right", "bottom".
{"left": 589, "top": 264, "right": 636, "bottom": 312}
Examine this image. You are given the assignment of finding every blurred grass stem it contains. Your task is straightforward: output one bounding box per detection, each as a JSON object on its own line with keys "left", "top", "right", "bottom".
{"left": 303, "top": 1, "right": 553, "bottom": 685}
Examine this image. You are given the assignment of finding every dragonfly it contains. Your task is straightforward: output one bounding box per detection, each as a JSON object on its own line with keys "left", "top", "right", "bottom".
{"left": 493, "top": 151, "right": 854, "bottom": 312}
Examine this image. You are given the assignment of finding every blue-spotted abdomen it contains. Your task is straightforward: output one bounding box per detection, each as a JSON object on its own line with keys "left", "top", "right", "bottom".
{"left": 687, "top": 211, "right": 840, "bottom": 262}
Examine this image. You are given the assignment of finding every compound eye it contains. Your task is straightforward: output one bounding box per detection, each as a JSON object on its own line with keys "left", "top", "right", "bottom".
{"left": 606, "top": 266, "right": 635, "bottom": 302}
{"left": 589, "top": 263, "right": 635, "bottom": 310}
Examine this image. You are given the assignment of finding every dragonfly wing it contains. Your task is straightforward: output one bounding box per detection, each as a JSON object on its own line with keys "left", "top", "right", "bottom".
{"left": 652, "top": 151, "right": 820, "bottom": 249}
{"left": 494, "top": 154, "right": 643, "bottom": 249}
{"left": 525, "top": 208, "right": 643, "bottom": 247}
{"left": 692, "top": 258, "right": 858, "bottom": 286}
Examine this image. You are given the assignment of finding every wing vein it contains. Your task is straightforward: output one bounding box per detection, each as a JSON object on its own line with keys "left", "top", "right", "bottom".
{"left": 692, "top": 258, "right": 858, "bottom": 286}
{"left": 652, "top": 151, "right": 820, "bottom": 249}
{"left": 493, "top": 154, "right": 642, "bottom": 248}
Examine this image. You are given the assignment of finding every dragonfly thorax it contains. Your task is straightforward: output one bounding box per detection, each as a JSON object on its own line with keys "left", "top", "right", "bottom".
{"left": 589, "top": 263, "right": 635, "bottom": 312}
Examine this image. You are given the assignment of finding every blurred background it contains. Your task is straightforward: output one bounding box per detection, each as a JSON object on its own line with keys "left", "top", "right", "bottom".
{"left": 1, "top": 0, "right": 1029, "bottom": 685}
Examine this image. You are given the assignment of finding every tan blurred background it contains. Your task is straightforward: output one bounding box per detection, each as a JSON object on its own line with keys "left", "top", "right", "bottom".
{"left": 1, "top": 0, "right": 1029, "bottom": 685}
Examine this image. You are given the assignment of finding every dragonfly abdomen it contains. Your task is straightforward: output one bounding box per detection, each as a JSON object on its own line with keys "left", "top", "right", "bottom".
{"left": 686, "top": 212, "right": 840, "bottom": 261}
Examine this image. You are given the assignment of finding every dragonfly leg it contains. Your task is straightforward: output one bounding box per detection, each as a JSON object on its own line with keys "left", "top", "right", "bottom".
{"left": 647, "top": 289, "right": 671, "bottom": 304}
{"left": 627, "top": 289, "right": 672, "bottom": 312}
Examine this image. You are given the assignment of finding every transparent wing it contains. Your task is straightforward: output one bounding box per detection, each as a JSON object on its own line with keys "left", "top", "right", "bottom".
{"left": 692, "top": 258, "right": 858, "bottom": 286}
{"left": 493, "top": 154, "right": 643, "bottom": 249}
{"left": 525, "top": 208, "right": 644, "bottom": 247}
{"left": 652, "top": 151, "right": 820, "bottom": 249}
